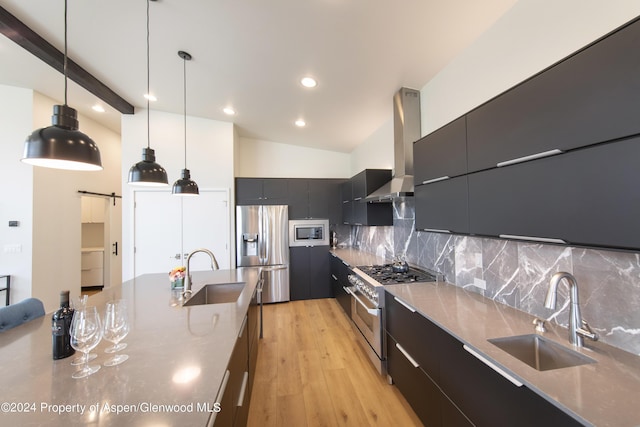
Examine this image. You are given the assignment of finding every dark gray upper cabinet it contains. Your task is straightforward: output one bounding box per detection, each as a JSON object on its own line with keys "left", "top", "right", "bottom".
{"left": 468, "top": 136, "right": 640, "bottom": 250}
{"left": 414, "top": 116, "right": 467, "bottom": 184}
{"left": 309, "top": 179, "right": 344, "bottom": 224}
{"left": 414, "top": 176, "right": 469, "bottom": 234}
{"left": 351, "top": 169, "right": 392, "bottom": 200}
{"left": 342, "top": 169, "right": 393, "bottom": 226}
{"left": 287, "top": 179, "right": 344, "bottom": 223}
{"left": 341, "top": 181, "right": 353, "bottom": 225}
{"left": 236, "top": 178, "right": 289, "bottom": 205}
{"left": 467, "top": 19, "right": 640, "bottom": 173}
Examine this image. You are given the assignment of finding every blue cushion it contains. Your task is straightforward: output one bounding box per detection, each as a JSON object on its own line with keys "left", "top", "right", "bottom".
{"left": 0, "top": 298, "right": 45, "bottom": 332}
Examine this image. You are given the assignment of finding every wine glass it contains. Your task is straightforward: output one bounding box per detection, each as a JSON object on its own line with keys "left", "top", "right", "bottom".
{"left": 102, "top": 300, "right": 130, "bottom": 366}
{"left": 70, "top": 295, "right": 97, "bottom": 366}
{"left": 70, "top": 306, "right": 102, "bottom": 379}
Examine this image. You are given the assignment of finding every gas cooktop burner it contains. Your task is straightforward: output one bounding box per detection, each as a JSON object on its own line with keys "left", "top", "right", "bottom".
{"left": 356, "top": 264, "right": 437, "bottom": 285}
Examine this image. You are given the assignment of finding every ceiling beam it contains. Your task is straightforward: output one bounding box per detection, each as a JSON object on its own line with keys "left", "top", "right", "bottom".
{"left": 0, "top": 5, "right": 134, "bottom": 115}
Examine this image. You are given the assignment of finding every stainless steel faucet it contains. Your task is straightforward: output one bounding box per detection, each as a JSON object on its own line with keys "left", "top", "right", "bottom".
{"left": 182, "top": 248, "right": 219, "bottom": 299}
{"left": 544, "top": 271, "right": 598, "bottom": 347}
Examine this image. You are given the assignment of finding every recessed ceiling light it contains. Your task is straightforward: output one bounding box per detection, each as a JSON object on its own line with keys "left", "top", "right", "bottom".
{"left": 223, "top": 107, "right": 236, "bottom": 116}
{"left": 92, "top": 105, "right": 105, "bottom": 113}
{"left": 144, "top": 93, "right": 157, "bottom": 102}
{"left": 300, "top": 77, "right": 317, "bottom": 88}
{"left": 295, "top": 119, "right": 306, "bottom": 127}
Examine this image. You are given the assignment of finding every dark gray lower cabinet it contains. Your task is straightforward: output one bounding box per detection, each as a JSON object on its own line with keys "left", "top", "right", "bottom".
{"left": 468, "top": 136, "right": 640, "bottom": 250}
{"left": 213, "top": 316, "right": 249, "bottom": 427}
{"left": 290, "top": 246, "right": 331, "bottom": 300}
{"left": 386, "top": 333, "right": 457, "bottom": 427}
{"left": 414, "top": 176, "right": 469, "bottom": 234}
{"left": 330, "top": 254, "right": 351, "bottom": 316}
{"left": 385, "top": 292, "right": 585, "bottom": 427}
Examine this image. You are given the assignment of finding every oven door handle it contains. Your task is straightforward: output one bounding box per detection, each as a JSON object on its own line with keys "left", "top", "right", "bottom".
{"left": 345, "top": 286, "right": 380, "bottom": 316}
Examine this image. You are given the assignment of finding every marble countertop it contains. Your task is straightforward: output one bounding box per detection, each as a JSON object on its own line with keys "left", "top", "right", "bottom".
{"left": 0, "top": 268, "right": 259, "bottom": 426}
{"left": 385, "top": 282, "right": 640, "bottom": 427}
{"left": 331, "top": 247, "right": 640, "bottom": 426}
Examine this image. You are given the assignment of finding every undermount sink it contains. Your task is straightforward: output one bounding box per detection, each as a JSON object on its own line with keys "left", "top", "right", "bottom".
{"left": 488, "top": 334, "right": 596, "bottom": 371}
{"left": 183, "top": 282, "right": 245, "bottom": 306}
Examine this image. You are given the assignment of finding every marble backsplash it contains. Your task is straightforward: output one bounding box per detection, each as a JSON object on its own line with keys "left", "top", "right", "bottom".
{"left": 344, "top": 199, "right": 640, "bottom": 356}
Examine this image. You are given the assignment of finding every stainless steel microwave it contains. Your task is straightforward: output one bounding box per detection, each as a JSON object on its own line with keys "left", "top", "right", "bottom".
{"left": 288, "top": 219, "right": 329, "bottom": 247}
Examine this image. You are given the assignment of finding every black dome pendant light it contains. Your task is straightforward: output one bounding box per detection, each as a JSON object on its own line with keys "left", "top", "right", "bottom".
{"left": 128, "top": 0, "right": 168, "bottom": 186}
{"left": 21, "top": 0, "right": 102, "bottom": 171}
{"left": 172, "top": 50, "right": 199, "bottom": 196}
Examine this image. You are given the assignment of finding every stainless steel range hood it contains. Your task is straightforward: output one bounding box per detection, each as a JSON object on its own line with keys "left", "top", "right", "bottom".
{"left": 365, "top": 87, "right": 421, "bottom": 202}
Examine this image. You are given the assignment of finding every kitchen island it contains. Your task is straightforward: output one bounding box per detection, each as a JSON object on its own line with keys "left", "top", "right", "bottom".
{"left": 0, "top": 268, "right": 259, "bottom": 426}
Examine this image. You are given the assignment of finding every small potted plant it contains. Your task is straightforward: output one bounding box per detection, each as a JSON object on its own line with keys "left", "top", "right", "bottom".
{"left": 169, "top": 266, "right": 186, "bottom": 289}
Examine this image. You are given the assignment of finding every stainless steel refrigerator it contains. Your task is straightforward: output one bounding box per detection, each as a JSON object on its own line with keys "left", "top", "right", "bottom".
{"left": 236, "top": 205, "right": 289, "bottom": 303}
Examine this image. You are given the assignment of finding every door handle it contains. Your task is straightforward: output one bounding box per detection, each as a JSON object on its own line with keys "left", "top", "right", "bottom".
{"left": 112, "top": 241, "right": 118, "bottom": 256}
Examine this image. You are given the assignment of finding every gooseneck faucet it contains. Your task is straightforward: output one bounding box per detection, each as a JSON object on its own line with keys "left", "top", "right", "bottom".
{"left": 544, "top": 272, "right": 598, "bottom": 347}
{"left": 182, "top": 248, "right": 219, "bottom": 299}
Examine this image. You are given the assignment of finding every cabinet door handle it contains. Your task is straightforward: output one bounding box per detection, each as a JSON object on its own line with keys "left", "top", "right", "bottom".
{"left": 463, "top": 345, "right": 523, "bottom": 387}
{"left": 331, "top": 274, "right": 338, "bottom": 281}
{"left": 341, "top": 260, "right": 349, "bottom": 267}
{"left": 496, "top": 149, "right": 563, "bottom": 167}
{"left": 207, "top": 369, "right": 230, "bottom": 427}
{"left": 396, "top": 343, "right": 420, "bottom": 368}
{"left": 394, "top": 296, "right": 416, "bottom": 313}
{"left": 237, "top": 371, "right": 249, "bottom": 407}
{"left": 354, "top": 197, "right": 362, "bottom": 201}
{"left": 239, "top": 316, "right": 247, "bottom": 338}
{"left": 422, "top": 176, "right": 450, "bottom": 185}
{"left": 422, "top": 228, "right": 451, "bottom": 234}
{"left": 499, "top": 234, "right": 566, "bottom": 244}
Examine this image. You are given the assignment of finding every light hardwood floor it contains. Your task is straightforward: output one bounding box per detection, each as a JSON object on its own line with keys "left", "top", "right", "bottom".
{"left": 247, "top": 298, "right": 423, "bottom": 427}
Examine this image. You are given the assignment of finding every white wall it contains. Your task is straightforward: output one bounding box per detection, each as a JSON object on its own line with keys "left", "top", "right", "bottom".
{"left": 349, "top": 118, "right": 393, "bottom": 176}
{"left": 420, "top": 0, "right": 640, "bottom": 136}
{"left": 121, "top": 110, "right": 235, "bottom": 280}
{"left": 236, "top": 137, "right": 350, "bottom": 178}
{"left": 0, "top": 85, "right": 34, "bottom": 305}
{"left": 0, "top": 86, "right": 122, "bottom": 312}
{"left": 31, "top": 92, "right": 122, "bottom": 312}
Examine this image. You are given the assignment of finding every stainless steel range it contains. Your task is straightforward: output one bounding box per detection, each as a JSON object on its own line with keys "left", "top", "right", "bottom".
{"left": 346, "top": 264, "right": 438, "bottom": 375}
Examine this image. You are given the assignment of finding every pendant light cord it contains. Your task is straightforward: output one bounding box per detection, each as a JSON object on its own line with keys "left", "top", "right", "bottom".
{"left": 146, "top": 0, "right": 151, "bottom": 150}
{"left": 183, "top": 55, "right": 187, "bottom": 169}
{"left": 63, "top": 0, "right": 68, "bottom": 106}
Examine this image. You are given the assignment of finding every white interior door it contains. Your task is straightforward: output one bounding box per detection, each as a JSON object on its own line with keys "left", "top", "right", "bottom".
{"left": 133, "top": 190, "right": 230, "bottom": 277}
{"left": 183, "top": 191, "right": 230, "bottom": 271}
{"left": 134, "top": 191, "right": 182, "bottom": 276}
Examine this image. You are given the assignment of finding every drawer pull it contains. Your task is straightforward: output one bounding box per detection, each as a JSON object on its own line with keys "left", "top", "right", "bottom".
{"left": 396, "top": 343, "right": 420, "bottom": 368}
{"left": 463, "top": 345, "right": 523, "bottom": 387}
{"left": 499, "top": 234, "right": 566, "bottom": 244}
{"left": 422, "top": 228, "right": 451, "bottom": 234}
{"left": 496, "top": 149, "right": 563, "bottom": 167}
{"left": 394, "top": 297, "right": 416, "bottom": 313}
{"left": 331, "top": 274, "right": 338, "bottom": 281}
{"left": 237, "top": 371, "right": 249, "bottom": 407}
{"left": 354, "top": 197, "right": 362, "bottom": 201}
{"left": 422, "top": 176, "right": 450, "bottom": 185}
{"left": 207, "top": 369, "right": 230, "bottom": 427}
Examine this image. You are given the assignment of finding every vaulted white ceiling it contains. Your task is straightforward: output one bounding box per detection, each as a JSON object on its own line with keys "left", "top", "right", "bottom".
{"left": 0, "top": 0, "right": 516, "bottom": 153}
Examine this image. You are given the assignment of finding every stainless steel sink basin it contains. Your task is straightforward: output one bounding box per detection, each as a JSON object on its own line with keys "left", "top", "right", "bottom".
{"left": 183, "top": 282, "right": 245, "bottom": 306}
{"left": 488, "top": 334, "right": 596, "bottom": 371}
